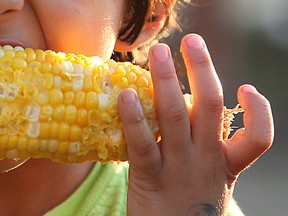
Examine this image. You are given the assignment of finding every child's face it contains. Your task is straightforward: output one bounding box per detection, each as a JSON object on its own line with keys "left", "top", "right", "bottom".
{"left": 0, "top": 0, "right": 126, "bottom": 59}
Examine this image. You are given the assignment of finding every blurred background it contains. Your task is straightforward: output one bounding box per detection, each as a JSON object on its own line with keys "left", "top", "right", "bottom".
{"left": 164, "top": 0, "right": 288, "bottom": 215}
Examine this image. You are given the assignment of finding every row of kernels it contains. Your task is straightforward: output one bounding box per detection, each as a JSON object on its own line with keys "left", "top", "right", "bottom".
{"left": 0, "top": 137, "right": 83, "bottom": 161}
{"left": 12, "top": 48, "right": 55, "bottom": 63}
{"left": 39, "top": 122, "right": 83, "bottom": 141}
{"left": 51, "top": 74, "right": 100, "bottom": 93}
{"left": 40, "top": 106, "right": 88, "bottom": 127}
{"left": 50, "top": 90, "right": 97, "bottom": 109}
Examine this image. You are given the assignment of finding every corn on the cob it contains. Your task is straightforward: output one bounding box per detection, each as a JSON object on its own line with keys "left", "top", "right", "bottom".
{"left": 0, "top": 45, "right": 241, "bottom": 163}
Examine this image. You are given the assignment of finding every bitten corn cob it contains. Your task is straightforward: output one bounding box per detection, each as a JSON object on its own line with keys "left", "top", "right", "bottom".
{"left": 0, "top": 45, "right": 242, "bottom": 163}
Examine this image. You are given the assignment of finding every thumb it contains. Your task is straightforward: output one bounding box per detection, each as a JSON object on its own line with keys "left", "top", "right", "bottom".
{"left": 224, "top": 84, "right": 274, "bottom": 175}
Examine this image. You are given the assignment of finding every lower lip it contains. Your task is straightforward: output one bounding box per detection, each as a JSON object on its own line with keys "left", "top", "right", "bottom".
{"left": 0, "top": 41, "right": 28, "bottom": 49}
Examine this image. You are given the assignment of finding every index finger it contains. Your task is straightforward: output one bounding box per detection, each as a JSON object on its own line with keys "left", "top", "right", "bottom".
{"left": 149, "top": 44, "right": 192, "bottom": 161}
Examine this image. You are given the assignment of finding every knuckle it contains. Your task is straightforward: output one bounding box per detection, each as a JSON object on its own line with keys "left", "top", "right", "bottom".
{"left": 194, "top": 58, "right": 211, "bottom": 69}
{"left": 166, "top": 104, "right": 188, "bottom": 123}
{"left": 201, "top": 94, "right": 224, "bottom": 114}
{"left": 156, "top": 69, "right": 176, "bottom": 81}
{"left": 133, "top": 135, "right": 156, "bottom": 157}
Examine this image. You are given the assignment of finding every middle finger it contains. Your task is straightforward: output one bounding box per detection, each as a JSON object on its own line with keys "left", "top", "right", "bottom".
{"left": 181, "top": 34, "right": 224, "bottom": 150}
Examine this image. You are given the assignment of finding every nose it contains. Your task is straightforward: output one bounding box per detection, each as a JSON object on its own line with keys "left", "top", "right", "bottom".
{"left": 0, "top": 0, "right": 24, "bottom": 14}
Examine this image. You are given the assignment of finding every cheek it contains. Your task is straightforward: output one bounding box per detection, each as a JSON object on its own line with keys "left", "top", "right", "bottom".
{"left": 40, "top": 3, "right": 124, "bottom": 59}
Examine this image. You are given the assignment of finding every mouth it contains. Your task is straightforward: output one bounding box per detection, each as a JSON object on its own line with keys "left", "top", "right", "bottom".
{"left": 0, "top": 39, "right": 30, "bottom": 49}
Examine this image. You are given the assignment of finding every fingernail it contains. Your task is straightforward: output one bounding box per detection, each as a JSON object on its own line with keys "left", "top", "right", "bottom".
{"left": 152, "top": 45, "right": 170, "bottom": 62}
{"left": 121, "top": 91, "right": 136, "bottom": 105}
{"left": 242, "top": 85, "right": 258, "bottom": 94}
{"left": 185, "top": 34, "right": 205, "bottom": 49}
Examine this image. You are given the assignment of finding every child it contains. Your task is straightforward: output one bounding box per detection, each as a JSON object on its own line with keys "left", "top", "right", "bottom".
{"left": 0, "top": 0, "right": 274, "bottom": 215}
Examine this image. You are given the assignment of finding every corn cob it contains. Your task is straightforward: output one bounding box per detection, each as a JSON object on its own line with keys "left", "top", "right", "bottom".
{"left": 0, "top": 45, "right": 241, "bottom": 164}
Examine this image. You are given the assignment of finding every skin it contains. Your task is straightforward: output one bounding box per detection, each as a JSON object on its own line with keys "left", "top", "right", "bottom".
{"left": 0, "top": 0, "right": 274, "bottom": 215}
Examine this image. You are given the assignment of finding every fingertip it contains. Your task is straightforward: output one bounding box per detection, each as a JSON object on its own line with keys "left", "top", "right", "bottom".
{"left": 237, "top": 84, "right": 261, "bottom": 109}
{"left": 118, "top": 88, "right": 137, "bottom": 107}
{"left": 240, "top": 84, "right": 258, "bottom": 94}
{"left": 181, "top": 33, "right": 206, "bottom": 50}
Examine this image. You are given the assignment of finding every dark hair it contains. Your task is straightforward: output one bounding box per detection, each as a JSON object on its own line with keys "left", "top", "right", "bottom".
{"left": 111, "top": 0, "right": 174, "bottom": 64}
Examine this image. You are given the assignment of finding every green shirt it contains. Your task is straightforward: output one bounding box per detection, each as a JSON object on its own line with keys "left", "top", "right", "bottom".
{"left": 45, "top": 163, "right": 244, "bottom": 216}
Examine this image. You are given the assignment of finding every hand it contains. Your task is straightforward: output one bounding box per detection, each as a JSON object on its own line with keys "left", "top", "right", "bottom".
{"left": 118, "top": 34, "right": 274, "bottom": 216}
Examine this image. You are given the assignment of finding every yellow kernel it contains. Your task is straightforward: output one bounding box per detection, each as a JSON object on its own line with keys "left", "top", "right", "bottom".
{"left": 25, "top": 48, "right": 36, "bottom": 62}
{"left": 18, "top": 150, "right": 30, "bottom": 160}
{"left": 111, "top": 73, "right": 123, "bottom": 84}
{"left": 138, "top": 87, "right": 151, "bottom": 100}
{"left": 0, "top": 136, "right": 8, "bottom": 151}
{"left": 43, "top": 73, "right": 54, "bottom": 89}
{"left": 5, "top": 49, "right": 15, "bottom": 58}
{"left": 12, "top": 58, "right": 27, "bottom": 70}
{"left": 48, "top": 140, "right": 59, "bottom": 153}
{"left": 53, "top": 76, "right": 63, "bottom": 89}
{"left": 65, "top": 105, "right": 77, "bottom": 124}
{"left": 92, "top": 76, "right": 101, "bottom": 93}
{"left": 132, "top": 66, "right": 143, "bottom": 76}
{"left": 88, "top": 110, "right": 100, "bottom": 126}
{"left": 45, "top": 52, "right": 56, "bottom": 64}
{"left": 15, "top": 50, "right": 27, "bottom": 59}
{"left": 142, "top": 71, "right": 152, "bottom": 81}
{"left": 8, "top": 136, "right": 18, "bottom": 149}
{"left": 107, "top": 102, "right": 118, "bottom": 117}
{"left": 53, "top": 105, "right": 65, "bottom": 121}
{"left": 117, "top": 65, "right": 126, "bottom": 75}
{"left": 120, "top": 78, "right": 129, "bottom": 89}
{"left": 28, "top": 139, "right": 40, "bottom": 153}
{"left": 83, "top": 76, "right": 93, "bottom": 91}
{"left": 126, "top": 71, "right": 137, "bottom": 83}
{"left": 52, "top": 63, "right": 62, "bottom": 75}
{"left": 136, "top": 76, "right": 149, "bottom": 87}
{"left": 50, "top": 89, "right": 63, "bottom": 106}
{"left": 57, "top": 141, "right": 69, "bottom": 154}
{"left": 39, "top": 139, "right": 49, "bottom": 151}
{"left": 68, "top": 142, "right": 81, "bottom": 155}
{"left": 100, "top": 112, "right": 113, "bottom": 123}
{"left": 6, "top": 149, "right": 19, "bottom": 159}
{"left": 17, "top": 121, "right": 29, "bottom": 136}
{"left": 62, "top": 80, "right": 73, "bottom": 92}
{"left": 39, "top": 122, "right": 51, "bottom": 139}
{"left": 35, "top": 49, "right": 45, "bottom": 62}
{"left": 42, "top": 62, "right": 52, "bottom": 73}
{"left": 70, "top": 125, "right": 83, "bottom": 141}
{"left": 86, "top": 91, "right": 98, "bottom": 110}
{"left": 38, "top": 90, "right": 50, "bottom": 105}
{"left": 40, "top": 105, "right": 54, "bottom": 121}
{"left": 13, "top": 46, "right": 24, "bottom": 52}
{"left": 3, "top": 45, "right": 13, "bottom": 51}
{"left": 50, "top": 122, "right": 59, "bottom": 139}
{"left": 74, "top": 91, "right": 86, "bottom": 108}
{"left": 0, "top": 57, "right": 12, "bottom": 70}
{"left": 28, "top": 61, "right": 41, "bottom": 72}
{"left": 76, "top": 109, "right": 88, "bottom": 127}
{"left": 63, "top": 92, "right": 75, "bottom": 104}
{"left": 18, "top": 136, "right": 28, "bottom": 151}
{"left": 59, "top": 123, "right": 70, "bottom": 141}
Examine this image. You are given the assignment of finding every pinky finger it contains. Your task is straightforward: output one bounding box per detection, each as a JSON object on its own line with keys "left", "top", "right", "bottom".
{"left": 224, "top": 84, "right": 274, "bottom": 175}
